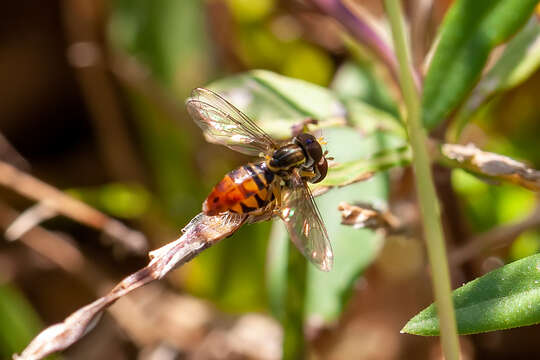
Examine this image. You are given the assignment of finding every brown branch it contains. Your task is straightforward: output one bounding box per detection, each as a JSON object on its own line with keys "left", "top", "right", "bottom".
{"left": 0, "top": 160, "right": 147, "bottom": 254}
{"left": 0, "top": 201, "right": 88, "bottom": 275}
{"left": 449, "top": 203, "right": 540, "bottom": 266}
{"left": 439, "top": 143, "right": 540, "bottom": 191}
{"left": 14, "top": 212, "right": 245, "bottom": 360}
{"left": 0, "top": 201, "right": 237, "bottom": 355}
{"left": 337, "top": 201, "right": 400, "bottom": 232}
{"left": 61, "top": 0, "right": 147, "bottom": 183}
{"left": 4, "top": 202, "right": 57, "bottom": 241}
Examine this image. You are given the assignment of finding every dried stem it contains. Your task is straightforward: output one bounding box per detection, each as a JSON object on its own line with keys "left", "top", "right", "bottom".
{"left": 0, "top": 201, "right": 88, "bottom": 276}
{"left": 450, "top": 203, "right": 540, "bottom": 266}
{"left": 61, "top": 0, "right": 147, "bottom": 183}
{"left": 338, "top": 201, "right": 401, "bottom": 232}
{"left": 438, "top": 143, "right": 540, "bottom": 191}
{"left": 0, "top": 160, "right": 147, "bottom": 254}
{"left": 14, "top": 212, "right": 245, "bottom": 360}
{"left": 0, "top": 200, "right": 231, "bottom": 354}
{"left": 4, "top": 202, "right": 58, "bottom": 242}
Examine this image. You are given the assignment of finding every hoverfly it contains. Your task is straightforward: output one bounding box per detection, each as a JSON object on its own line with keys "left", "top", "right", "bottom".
{"left": 186, "top": 88, "right": 333, "bottom": 271}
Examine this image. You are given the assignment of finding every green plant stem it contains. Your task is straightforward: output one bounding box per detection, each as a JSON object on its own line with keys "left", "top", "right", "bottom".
{"left": 283, "top": 244, "right": 307, "bottom": 359}
{"left": 266, "top": 221, "right": 289, "bottom": 320}
{"left": 383, "top": 1, "right": 460, "bottom": 359}
{"left": 265, "top": 221, "right": 306, "bottom": 359}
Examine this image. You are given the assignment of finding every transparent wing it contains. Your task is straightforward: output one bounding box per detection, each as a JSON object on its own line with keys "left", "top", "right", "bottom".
{"left": 280, "top": 170, "right": 333, "bottom": 271}
{"left": 186, "top": 88, "right": 277, "bottom": 156}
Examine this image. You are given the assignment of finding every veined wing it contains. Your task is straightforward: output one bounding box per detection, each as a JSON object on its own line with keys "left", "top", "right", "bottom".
{"left": 186, "top": 88, "right": 277, "bottom": 156}
{"left": 280, "top": 170, "right": 333, "bottom": 271}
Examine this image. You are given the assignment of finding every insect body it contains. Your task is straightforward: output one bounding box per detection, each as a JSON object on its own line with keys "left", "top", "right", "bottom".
{"left": 186, "top": 88, "right": 333, "bottom": 271}
{"left": 203, "top": 161, "right": 276, "bottom": 216}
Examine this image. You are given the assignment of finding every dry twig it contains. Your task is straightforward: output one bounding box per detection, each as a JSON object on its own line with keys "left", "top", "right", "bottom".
{"left": 440, "top": 143, "right": 540, "bottom": 191}
{"left": 0, "top": 200, "right": 239, "bottom": 355}
{"left": 14, "top": 212, "right": 244, "bottom": 360}
{"left": 0, "top": 160, "right": 147, "bottom": 254}
{"left": 0, "top": 201, "right": 88, "bottom": 275}
{"left": 4, "top": 202, "right": 58, "bottom": 242}
{"left": 450, "top": 203, "right": 540, "bottom": 266}
{"left": 62, "top": 0, "right": 147, "bottom": 183}
{"left": 338, "top": 201, "right": 400, "bottom": 232}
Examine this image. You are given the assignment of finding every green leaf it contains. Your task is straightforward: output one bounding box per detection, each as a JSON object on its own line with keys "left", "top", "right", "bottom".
{"left": 305, "top": 127, "right": 390, "bottom": 323}
{"left": 128, "top": 92, "right": 202, "bottom": 221}
{"left": 311, "top": 145, "right": 411, "bottom": 195}
{"left": 266, "top": 221, "right": 289, "bottom": 320}
{"left": 209, "top": 70, "right": 347, "bottom": 138}
{"left": 210, "top": 69, "right": 407, "bottom": 141}
{"left": 452, "top": 17, "right": 540, "bottom": 137}
{"left": 283, "top": 239, "right": 307, "bottom": 359}
{"left": 0, "top": 284, "right": 58, "bottom": 359}
{"left": 341, "top": 99, "right": 406, "bottom": 139}
{"left": 480, "top": 18, "right": 540, "bottom": 97}
{"left": 422, "top": 0, "right": 538, "bottom": 129}
{"left": 331, "top": 61, "right": 398, "bottom": 117}
{"left": 330, "top": 61, "right": 405, "bottom": 138}
{"left": 403, "top": 253, "right": 540, "bottom": 335}
{"left": 109, "top": 0, "right": 209, "bottom": 92}
{"left": 184, "top": 221, "right": 271, "bottom": 312}
{"left": 109, "top": 0, "right": 210, "bottom": 220}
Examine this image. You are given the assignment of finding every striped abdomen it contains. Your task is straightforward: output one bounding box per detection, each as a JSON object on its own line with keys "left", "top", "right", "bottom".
{"left": 203, "top": 162, "right": 276, "bottom": 215}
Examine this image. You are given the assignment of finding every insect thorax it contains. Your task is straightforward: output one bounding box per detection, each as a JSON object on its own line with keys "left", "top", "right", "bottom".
{"left": 267, "top": 144, "right": 306, "bottom": 173}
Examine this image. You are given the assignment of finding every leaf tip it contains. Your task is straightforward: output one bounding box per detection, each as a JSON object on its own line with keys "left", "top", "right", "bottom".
{"left": 400, "top": 321, "right": 414, "bottom": 335}
{"left": 399, "top": 313, "right": 441, "bottom": 336}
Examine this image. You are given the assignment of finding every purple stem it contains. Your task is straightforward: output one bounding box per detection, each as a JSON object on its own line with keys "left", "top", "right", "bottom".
{"left": 311, "top": 0, "right": 422, "bottom": 92}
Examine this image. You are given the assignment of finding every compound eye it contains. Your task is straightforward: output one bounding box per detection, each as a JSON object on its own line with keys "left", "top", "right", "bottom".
{"left": 295, "top": 133, "right": 323, "bottom": 164}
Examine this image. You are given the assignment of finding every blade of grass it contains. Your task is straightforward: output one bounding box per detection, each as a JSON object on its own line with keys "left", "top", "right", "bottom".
{"left": 266, "top": 221, "right": 306, "bottom": 359}
{"left": 383, "top": 1, "right": 460, "bottom": 359}
{"left": 266, "top": 221, "right": 289, "bottom": 320}
{"left": 283, "top": 240, "right": 307, "bottom": 359}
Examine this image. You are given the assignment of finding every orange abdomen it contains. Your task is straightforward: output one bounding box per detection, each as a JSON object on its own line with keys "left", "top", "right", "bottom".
{"left": 203, "top": 162, "right": 275, "bottom": 215}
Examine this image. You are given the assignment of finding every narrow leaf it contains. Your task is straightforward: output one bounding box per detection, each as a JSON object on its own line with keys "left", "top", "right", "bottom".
{"left": 266, "top": 221, "right": 289, "bottom": 320}
{"left": 311, "top": 146, "right": 411, "bottom": 196}
{"left": 0, "top": 284, "right": 55, "bottom": 359}
{"left": 403, "top": 253, "right": 540, "bottom": 335}
{"left": 110, "top": 0, "right": 209, "bottom": 221}
{"left": 422, "top": 0, "right": 538, "bottom": 129}
{"left": 453, "top": 17, "right": 540, "bottom": 137}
